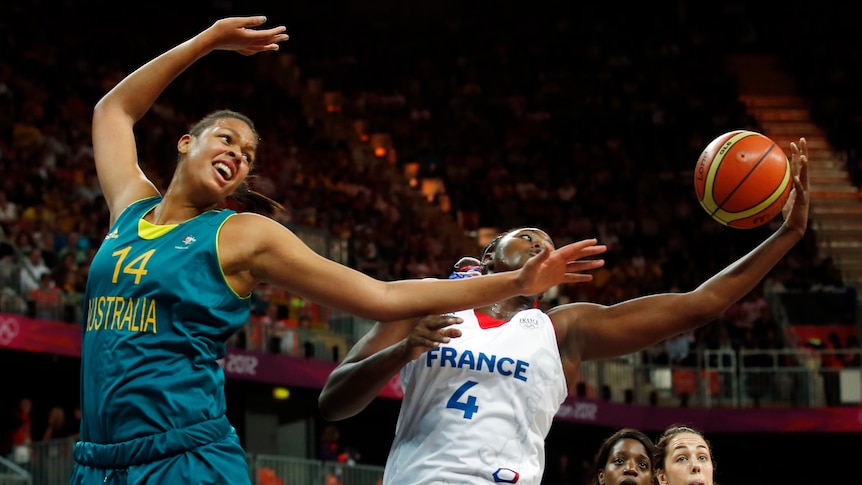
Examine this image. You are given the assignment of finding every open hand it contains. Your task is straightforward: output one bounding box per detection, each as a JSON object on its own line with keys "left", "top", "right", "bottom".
{"left": 399, "top": 315, "right": 463, "bottom": 361}
{"left": 782, "top": 137, "right": 809, "bottom": 234}
{"left": 204, "top": 16, "right": 289, "bottom": 56}
{"left": 515, "top": 238, "right": 606, "bottom": 296}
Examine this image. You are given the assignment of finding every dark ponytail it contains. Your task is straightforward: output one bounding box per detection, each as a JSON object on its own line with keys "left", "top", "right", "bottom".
{"left": 228, "top": 176, "right": 284, "bottom": 218}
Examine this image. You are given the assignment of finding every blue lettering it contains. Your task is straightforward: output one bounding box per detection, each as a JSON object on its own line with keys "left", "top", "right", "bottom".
{"left": 477, "top": 352, "right": 495, "bottom": 372}
{"left": 497, "top": 357, "right": 514, "bottom": 376}
{"left": 457, "top": 350, "right": 476, "bottom": 370}
{"left": 440, "top": 347, "right": 457, "bottom": 367}
{"left": 427, "top": 347, "right": 528, "bottom": 382}
{"left": 426, "top": 347, "right": 440, "bottom": 366}
{"left": 514, "top": 360, "right": 529, "bottom": 382}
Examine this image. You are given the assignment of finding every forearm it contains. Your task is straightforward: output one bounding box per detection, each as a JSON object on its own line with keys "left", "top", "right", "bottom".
{"left": 699, "top": 223, "right": 803, "bottom": 309}
{"left": 318, "top": 342, "right": 412, "bottom": 421}
{"left": 380, "top": 273, "right": 522, "bottom": 320}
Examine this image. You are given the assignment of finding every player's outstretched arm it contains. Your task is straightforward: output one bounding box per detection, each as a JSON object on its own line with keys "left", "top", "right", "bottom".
{"left": 319, "top": 315, "right": 462, "bottom": 421}
{"left": 554, "top": 138, "right": 809, "bottom": 363}
{"left": 92, "top": 16, "right": 289, "bottom": 222}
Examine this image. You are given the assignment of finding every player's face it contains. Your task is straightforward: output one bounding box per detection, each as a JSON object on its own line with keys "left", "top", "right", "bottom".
{"left": 493, "top": 228, "right": 553, "bottom": 272}
{"left": 655, "top": 433, "right": 713, "bottom": 485}
{"left": 179, "top": 117, "right": 256, "bottom": 200}
{"left": 597, "top": 438, "right": 652, "bottom": 485}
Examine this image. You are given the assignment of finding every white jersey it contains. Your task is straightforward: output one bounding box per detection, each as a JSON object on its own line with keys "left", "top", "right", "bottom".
{"left": 383, "top": 308, "right": 567, "bottom": 485}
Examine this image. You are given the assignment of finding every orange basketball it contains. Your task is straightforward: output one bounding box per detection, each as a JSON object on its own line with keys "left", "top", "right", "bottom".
{"left": 694, "top": 130, "right": 792, "bottom": 229}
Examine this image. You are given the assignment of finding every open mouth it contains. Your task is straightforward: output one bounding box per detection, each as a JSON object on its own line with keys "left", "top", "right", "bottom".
{"left": 214, "top": 161, "right": 234, "bottom": 181}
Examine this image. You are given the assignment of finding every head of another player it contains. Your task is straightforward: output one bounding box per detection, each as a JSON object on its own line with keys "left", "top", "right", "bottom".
{"left": 480, "top": 227, "right": 554, "bottom": 274}
{"left": 653, "top": 425, "right": 715, "bottom": 485}
{"left": 176, "top": 109, "right": 281, "bottom": 216}
{"left": 592, "top": 428, "right": 655, "bottom": 485}
{"left": 480, "top": 227, "right": 554, "bottom": 299}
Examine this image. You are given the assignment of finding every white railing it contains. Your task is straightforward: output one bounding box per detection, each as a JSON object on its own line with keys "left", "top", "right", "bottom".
{"left": 0, "top": 455, "right": 31, "bottom": 485}
{"left": 8, "top": 439, "right": 385, "bottom": 485}
{"left": 576, "top": 348, "right": 862, "bottom": 408}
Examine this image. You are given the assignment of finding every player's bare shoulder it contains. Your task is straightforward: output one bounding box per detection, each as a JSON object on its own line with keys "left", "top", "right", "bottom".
{"left": 222, "top": 211, "right": 287, "bottom": 243}
{"left": 547, "top": 301, "right": 598, "bottom": 347}
{"left": 217, "top": 212, "right": 277, "bottom": 263}
{"left": 219, "top": 211, "right": 306, "bottom": 267}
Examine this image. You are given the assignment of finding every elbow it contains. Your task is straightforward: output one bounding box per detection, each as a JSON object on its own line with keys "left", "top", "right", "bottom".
{"left": 317, "top": 397, "right": 338, "bottom": 421}
{"left": 92, "top": 99, "right": 110, "bottom": 124}
{"left": 318, "top": 391, "right": 353, "bottom": 422}
{"left": 93, "top": 92, "right": 120, "bottom": 117}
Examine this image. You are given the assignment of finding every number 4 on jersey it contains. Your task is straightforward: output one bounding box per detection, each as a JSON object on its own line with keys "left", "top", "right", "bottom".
{"left": 446, "top": 381, "right": 479, "bottom": 419}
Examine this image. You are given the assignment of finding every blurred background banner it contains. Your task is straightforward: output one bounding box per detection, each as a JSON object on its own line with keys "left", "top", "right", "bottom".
{"left": 219, "top": 348, "right": 404, "bottom": 399}
{"left": 0, "top": 315, "right": 406, "bottom": 398}
{"left": 0, "top": 314, "right": 80, "bottom": 357}
{"left": 556, "top": 396, "right": 862, "bottom": 433}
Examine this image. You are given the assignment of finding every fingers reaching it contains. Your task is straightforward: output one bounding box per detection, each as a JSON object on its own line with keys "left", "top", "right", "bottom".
{"left": 210, "top": 16, "right": 290, "bottom": 55}
{"left": 783, "top": 137, "right": 810, "bottom": 233}
{"left": 556, "top": 239, "right": 606, "bottom": 272}
{"left": 797, "top": 137, "right": 809, "bottom": 189}
{"left": 404, "top": 315, "right": 462, "bottom": 360}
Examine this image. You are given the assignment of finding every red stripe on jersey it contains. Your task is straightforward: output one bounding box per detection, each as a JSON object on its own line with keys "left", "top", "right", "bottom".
{"left": 475, "top": 310, "right": 508, "bottom": 329}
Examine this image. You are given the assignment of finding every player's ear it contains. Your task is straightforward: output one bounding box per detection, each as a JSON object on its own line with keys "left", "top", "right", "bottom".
{"left": 481, "top": 254, "right": 493, "bottom": 273}
{"left": 178, "top": 134, "right": 192, "bottom": 154}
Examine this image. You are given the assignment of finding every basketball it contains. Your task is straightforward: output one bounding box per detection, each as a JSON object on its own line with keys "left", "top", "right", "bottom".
{"left": 694, "top": 130, "right": 792, "bottom": 229}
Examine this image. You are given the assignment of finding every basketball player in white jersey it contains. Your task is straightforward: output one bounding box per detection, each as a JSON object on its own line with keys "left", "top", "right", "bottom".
{"left": 320, "top": 139, "right": 809, "bottom": 485}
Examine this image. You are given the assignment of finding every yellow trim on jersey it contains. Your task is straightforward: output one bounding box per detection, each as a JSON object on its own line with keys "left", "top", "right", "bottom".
{"left": 138, "top": 217, "right": 178, "bottom": 240}
{"left": 215, "top": 213, "right": 249, "bottom": 300}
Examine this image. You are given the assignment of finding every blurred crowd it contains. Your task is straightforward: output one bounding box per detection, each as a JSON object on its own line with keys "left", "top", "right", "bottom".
{"left": 2, "top": 3, "right": 862, "bottom": 483}
{"left": 0, "top": 0, "right": 857, "bottom": 384}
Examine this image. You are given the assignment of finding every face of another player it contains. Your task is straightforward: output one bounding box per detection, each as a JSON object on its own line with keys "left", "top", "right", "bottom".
{"left": 597, "top": 438, "right": 653, "bottom": 485}
{"left": 493, "top": 228, "right": 554, "bottom": 272}
{"left": 655, "top": 432, "right": 714, "bottom": 485}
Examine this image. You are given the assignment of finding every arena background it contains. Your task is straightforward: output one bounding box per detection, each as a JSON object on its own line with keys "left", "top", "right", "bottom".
{"left": 2, "top": 0, "right": 860, "bottom": 484}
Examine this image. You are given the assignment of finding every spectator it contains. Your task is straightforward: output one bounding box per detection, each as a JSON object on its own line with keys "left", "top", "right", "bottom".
{"left": 75, "top": 170, "right": 103, "bottom": 203}
{"left": 41, "top": 405, "right": 76, "bottom": 485}
{"left": 822, "top": 331, "right": 844, "bottom": 406}
{"left": 28, "top": 272, "right": 63, "bottom": 320}
{"left": 56, "top": 231, "right": 90, "bottom": 267}
{"left": 52, "top": 252, "right": 78, "bottom": 290}
{"left": 842, "top": 335, "right": 862, "bottom": 367}
{"left": 7, "top": 397, "right": 32, "bottom": 466}
{"left": 0, "top": 189, "right": 18, "bottom": 232}
{"left": 318, "top": 424, "right": 342, "bottom": 462}
{"left": 19, "top": 246, "right": 50, "bottom": 295}
{"left": 42, "top": 405, "right": 75, "bottom": 441}
{"left": 664, "top": 331, "right": 697, "bottom": 367}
